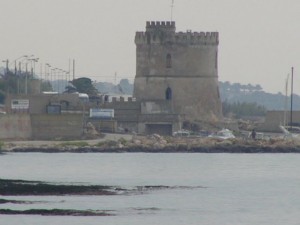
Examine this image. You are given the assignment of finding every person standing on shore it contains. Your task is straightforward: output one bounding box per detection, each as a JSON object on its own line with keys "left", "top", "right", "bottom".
{"left": 251, "top": 129, "right": 256, "bottom": 140}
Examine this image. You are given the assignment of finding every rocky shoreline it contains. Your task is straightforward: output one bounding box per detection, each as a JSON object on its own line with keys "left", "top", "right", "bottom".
{"left": 2, "top": 134, "right": 300, "bottom": 153}
{"left": 5, "top": 145, "right": 300, "bottom": 153}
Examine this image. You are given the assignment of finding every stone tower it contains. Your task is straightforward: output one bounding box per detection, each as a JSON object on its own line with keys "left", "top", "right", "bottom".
{"left": 133, "top": 21, "right": 222, "bottom": 121}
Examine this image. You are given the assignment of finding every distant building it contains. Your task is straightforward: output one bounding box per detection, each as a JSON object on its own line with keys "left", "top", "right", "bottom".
{"left": 259, "top": 110, "right": 300, "bottom": 133}
{"left": 133, "top": 21, "right": 222, "bottom": 121}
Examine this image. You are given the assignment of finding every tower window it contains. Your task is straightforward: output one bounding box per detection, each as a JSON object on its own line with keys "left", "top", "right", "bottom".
{"left": 166, "top": 54, "right": 172, "bottom": 68}
{"left": 215, "top": 51, "right": 218, "bottom": 69}
{"left": 165, "top": 87, "right": 172, "bottom": 100}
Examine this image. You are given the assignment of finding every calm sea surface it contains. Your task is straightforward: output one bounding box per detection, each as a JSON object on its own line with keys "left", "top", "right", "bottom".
{"left": 1, "top": 153, "right": 300, "bottom": 225}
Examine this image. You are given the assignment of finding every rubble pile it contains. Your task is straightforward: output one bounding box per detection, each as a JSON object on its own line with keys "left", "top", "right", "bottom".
{"left": 129, "top": 134, "right": 300, "bottom": 153}
{"left": 83, "top": 122, "right": 100, "bottom": 138}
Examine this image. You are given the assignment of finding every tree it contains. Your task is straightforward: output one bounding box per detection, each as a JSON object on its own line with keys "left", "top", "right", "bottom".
{"left": 254, "top": 84, "right": 263, "bottom": 92}
{"left": 118, "top": 79, "right": 133, "bottom": 94}
{"left": 222, "top": 101, "right": 266, "bottom": 118}
{"left": 64, "top": 83, "right": 77, "bottom": 93}
{"left": 231, "top": 83, "right": 241, "bottom": 93}
{"left": 70, "top": 77, "right": 98, "bottom": 95}
{"left": 246, "top": 83, "right": 255, "bottom": 92}
{"left": 223, "top": 81, "right": 231, "bottom": 91}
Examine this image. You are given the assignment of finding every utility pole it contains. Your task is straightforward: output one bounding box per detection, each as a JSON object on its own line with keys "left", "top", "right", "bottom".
{"left": 290, "top": 67, "right": 294, "bottom": 131}
{"left": 18, "top": 62, "right": 22, "bottom": 94}
{"left": 73, "top": 59, "right": 75, "bottom": 80}
{"left": 14, "top": 61, "right": 17, "bottom": 76}
{"left": 68, "top": 58, "right": 71, "bottom": 81}
{"left": 5, "top": 59, "right": 8, "bottom": 75}
{"left": 25, "top": 63, "right": 28, "bottom": 95}
{"left": 2, "top": 59, "right": 9, "bottom": 76}
{"left": 284, "top": 74, "right": 289, "bottom": 127}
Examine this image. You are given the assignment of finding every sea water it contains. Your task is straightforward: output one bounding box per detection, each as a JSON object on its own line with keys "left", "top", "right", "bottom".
{"left": 1, "top": 153, "right": 300, "bottom": 225}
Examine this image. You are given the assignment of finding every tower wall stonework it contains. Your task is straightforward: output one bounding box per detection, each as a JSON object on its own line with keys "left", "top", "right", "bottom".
{"left": 133, "top": 21, "right": 222, "bottom": 121}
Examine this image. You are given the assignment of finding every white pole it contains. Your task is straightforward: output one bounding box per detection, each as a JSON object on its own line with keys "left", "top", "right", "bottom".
{"left": 284, "top": 74, "right": 289, "bottom": 127}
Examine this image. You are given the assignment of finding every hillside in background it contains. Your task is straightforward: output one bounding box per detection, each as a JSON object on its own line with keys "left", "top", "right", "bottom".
{"left": 219, "top": 81, "right": 300, "bottom": 110}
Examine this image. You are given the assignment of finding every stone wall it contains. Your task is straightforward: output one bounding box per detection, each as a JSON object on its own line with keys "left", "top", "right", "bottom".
{"left": 0, "top": 114, "right": 84, "bottom": 140}
{"left": 5, "top": 93, "right": 85, "bottom": 114}
{"left": 4, "top": 93, "right": 181, "bottom": 137}
{"left": 141, "top": 100, "right": 173, "bottom": 114}
{"left": 137, "top": 113, "right": 180, "bottom": 135}
{"left": 134, "top": 42, "right": 218, "bottom": 79}
{"left": 0, "top": 114, "right": 31, "bottom": 139}
{"left": 134, "top": 77, "right": 221, "bottom": 121}
{"left": 31, "top": 114, "right": 83, "bottom": 140}
{"left": 96, "top": 98, "right": 140, "bottom": 133}
{"left": 259, "top": 111, "right": 300, "bottom": 132}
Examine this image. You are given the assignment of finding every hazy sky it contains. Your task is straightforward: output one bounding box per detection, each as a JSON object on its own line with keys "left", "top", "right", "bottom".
{"left": 1, "top": 0, "right": 299, "bottom": 94}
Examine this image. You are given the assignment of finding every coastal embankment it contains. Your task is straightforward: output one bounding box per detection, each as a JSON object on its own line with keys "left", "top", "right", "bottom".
{"left": 2, "top": 133, "right": 300, "bottom": 153}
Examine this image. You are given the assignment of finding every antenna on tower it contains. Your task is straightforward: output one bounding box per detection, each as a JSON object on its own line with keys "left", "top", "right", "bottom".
{"left": 171, "top": 0, "right": 174, "bottom": 22}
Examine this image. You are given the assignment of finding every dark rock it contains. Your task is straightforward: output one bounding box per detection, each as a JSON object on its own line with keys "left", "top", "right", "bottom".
{"left": 0, "top": 179, "right": 116, "bottom": 196}
{"left": 0, "top": 209, "right": 114, "bottom": 216}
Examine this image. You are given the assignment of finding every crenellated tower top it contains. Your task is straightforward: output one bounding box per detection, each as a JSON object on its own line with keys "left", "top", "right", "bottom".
{"left": 135, "top": 21, "right": 218, "bottom": 45}
{"left": 146, "top": 21, "right": 176, "bottom": 33}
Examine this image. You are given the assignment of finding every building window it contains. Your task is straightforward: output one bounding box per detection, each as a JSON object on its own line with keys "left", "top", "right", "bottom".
{"left": 165, "top": 87, "right": 172, "bottom": 100}
{"left": 166, "top": 54, "right": 172, "bottom": 68}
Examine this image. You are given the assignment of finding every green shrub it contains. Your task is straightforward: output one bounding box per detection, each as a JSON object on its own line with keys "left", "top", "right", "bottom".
{"left": 96, "top": 140, "right": 118, "bottom": 148}
{"left": 118, "top": 138, "right": 128, "bottom": 146}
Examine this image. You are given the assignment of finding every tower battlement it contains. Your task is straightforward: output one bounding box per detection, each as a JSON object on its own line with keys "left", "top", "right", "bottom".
{"left": 135, "top": 30, "right": 218, "bottom": 45}
{"left": 175, "top": 31, "right": 219, "bottom": 45}
{"left": 135, "top": 21, "right": 218, "bottom": 45}
{"left": 146, "top": 21, "right": 176, "bottom": 32}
